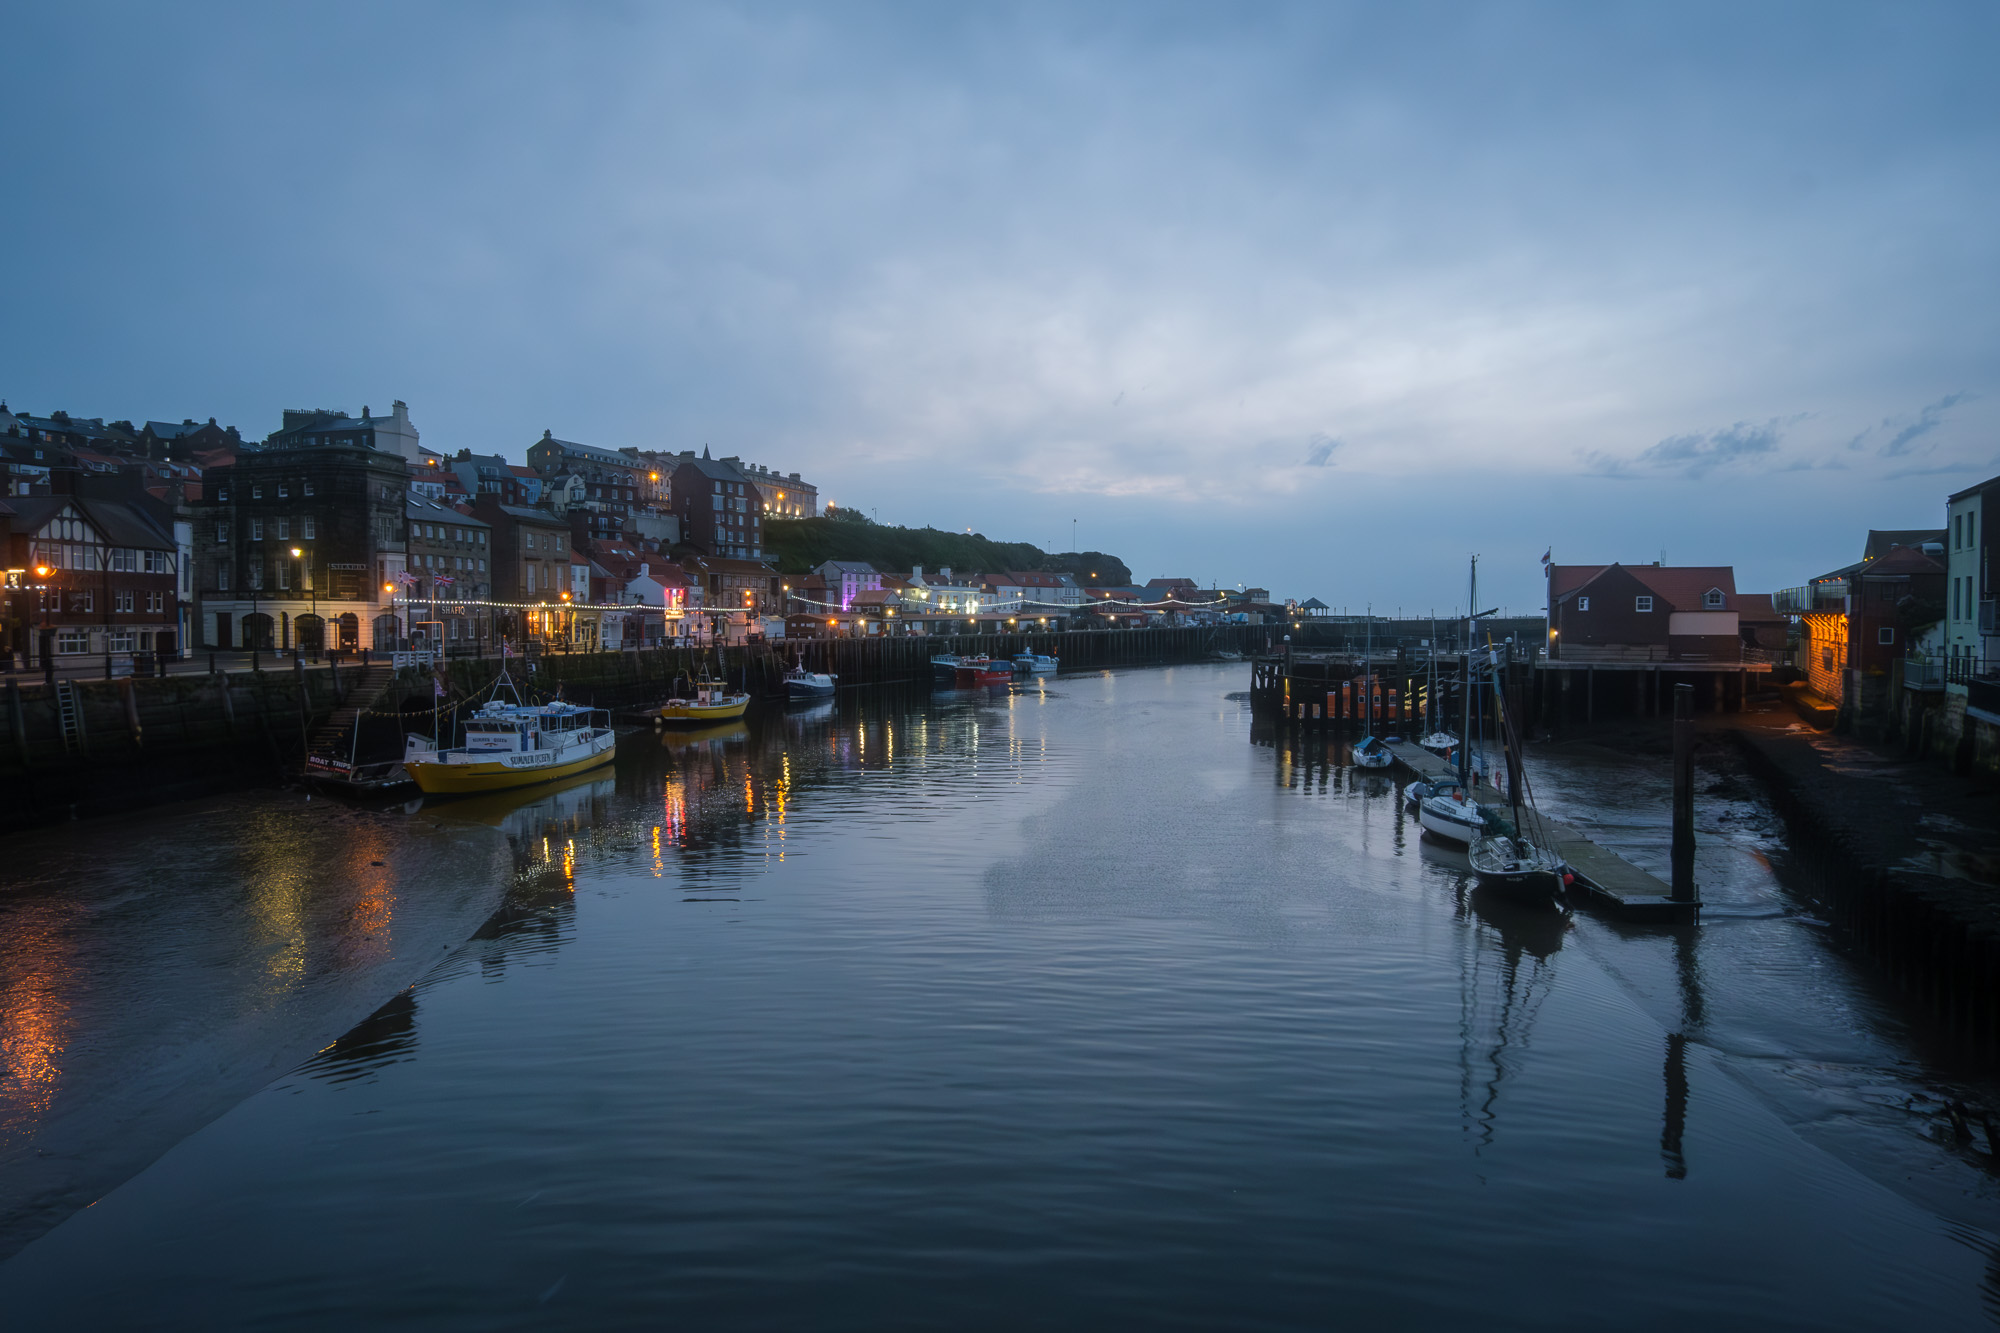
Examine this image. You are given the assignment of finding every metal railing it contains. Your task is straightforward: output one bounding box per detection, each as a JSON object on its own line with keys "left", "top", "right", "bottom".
{"left": 1902, "top": 658, "right": 1947, "bottom": 691}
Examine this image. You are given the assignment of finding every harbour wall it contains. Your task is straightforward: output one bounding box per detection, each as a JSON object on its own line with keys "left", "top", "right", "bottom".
{"left": 0, "top": 624, "right": 1272, "bottom": 833}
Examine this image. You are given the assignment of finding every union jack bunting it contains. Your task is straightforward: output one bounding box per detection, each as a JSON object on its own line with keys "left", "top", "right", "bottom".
{"left": 395, "top": 571, "right": 421, "bottom": 586}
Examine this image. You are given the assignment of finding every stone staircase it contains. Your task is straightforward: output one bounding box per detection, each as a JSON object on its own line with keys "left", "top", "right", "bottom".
{"left": 305, "top": 664, "right": 398, "bottom": 762}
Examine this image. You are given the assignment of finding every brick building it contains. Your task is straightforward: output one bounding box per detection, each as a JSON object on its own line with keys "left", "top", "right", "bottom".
{"left": 3, "top": 491, "right": 180, "bottom": 667}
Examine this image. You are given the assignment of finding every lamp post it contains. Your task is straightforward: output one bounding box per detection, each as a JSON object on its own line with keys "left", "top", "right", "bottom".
{"left": 33, "top": 562, "right": 54, "bottom": 685}
{"left": 291, "top": 546, "right": 318, "bottom": 660}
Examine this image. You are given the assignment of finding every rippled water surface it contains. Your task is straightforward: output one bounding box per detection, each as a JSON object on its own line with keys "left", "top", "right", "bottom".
{"left": 4, "top": 666, "right": 1999, "bottom": 1329}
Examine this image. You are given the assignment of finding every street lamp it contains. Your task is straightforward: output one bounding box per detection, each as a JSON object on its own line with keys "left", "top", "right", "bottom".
{"left": 291, "top": 546, "right": 318, "bottom": 658}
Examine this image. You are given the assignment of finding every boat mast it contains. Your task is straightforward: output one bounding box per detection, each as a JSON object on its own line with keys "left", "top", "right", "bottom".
{"left": 1362, "top": 604, "right": 1372, "bottom": 742}
{"left": 1459, "top": 557, "right": 1476, "bottom": 788}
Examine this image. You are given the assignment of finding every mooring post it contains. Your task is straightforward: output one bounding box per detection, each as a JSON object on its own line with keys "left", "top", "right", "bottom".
{"left": 1672, "top": 682, "right": 1696, "bottom": 902}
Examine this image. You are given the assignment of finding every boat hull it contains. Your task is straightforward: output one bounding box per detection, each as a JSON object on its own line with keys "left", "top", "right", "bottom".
{"left": 785, "top": 678, "right": 836, "bottom": 699}
{"left": 1418, "top": 794, "right": 1485, "bottom": 846}
{"left": 406, "top": 732, "right": 617, "bottom": 794}
{"left": 1469, "top": 836, "right": 1568, "bottom": 909}
{"left": 657, "top": 697, "right": 750, "bottom": 724}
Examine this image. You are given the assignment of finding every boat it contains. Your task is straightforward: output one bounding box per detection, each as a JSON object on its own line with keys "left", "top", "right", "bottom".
{"left": 1466, "top": 560, "right": 1569, "bottom": 910}
{"left": 1469, "top": 833, "right": 1568, "bottom": 909}
{"left": 1419, "top": 730, "right": 1460, "bottom": 756}
{"left": 403, "top": 672, "right": 616, "bottom": 795}
{"left": 955, "top": 655, "right": 1013, "bottom": 685}
{"left": 1352, "top": 607, "right": 1393, "bottom": 768}
{"left": 1418, "top": 781, "right": 1488, "bottom": 845}
{"left": 1352, "top": 733, "right": 1393, "bottom": 769}
{"left": 657, "top": 670, "right": 751, "bottom": 724}
{"left": 784, "top": 664, "right": 838, "bottom": 699}
{"left": 1012, "top": 651, "right": 1059, "bottom": 674}
{"left": 931, "top": 653, "right": 964, "bottom": 681}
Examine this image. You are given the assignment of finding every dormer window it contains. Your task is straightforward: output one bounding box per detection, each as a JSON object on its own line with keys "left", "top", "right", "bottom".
{"left": 1576, "top": 596, "right": 1590, "bottom": 612}
{"left": 1703, "top": 588, "right": 1724, "bottom": 609}
{"left": 1635, "top": 596, "right": 1654, "bottom": 612}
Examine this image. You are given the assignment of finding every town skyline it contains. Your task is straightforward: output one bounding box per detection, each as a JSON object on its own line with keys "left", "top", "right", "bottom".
{"left": 4, "top": 4, "right": 1996, "bottom": 613}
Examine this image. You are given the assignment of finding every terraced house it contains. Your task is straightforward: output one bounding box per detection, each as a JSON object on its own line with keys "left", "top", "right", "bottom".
{"left": 2, "top": 491, "right": 179, "bottom": 667}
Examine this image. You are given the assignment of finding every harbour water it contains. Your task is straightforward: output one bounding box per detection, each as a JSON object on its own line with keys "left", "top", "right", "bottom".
{"left": 3, "top": 664, "right": 1998, "bottom": 1328}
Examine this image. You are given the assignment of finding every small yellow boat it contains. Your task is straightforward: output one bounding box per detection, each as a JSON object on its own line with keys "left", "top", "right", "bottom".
{"left": 656, "top": 678, "right": 751, "bottom": 725}
{"left": 404, "top": 674, "right": 617, "bottom": 795}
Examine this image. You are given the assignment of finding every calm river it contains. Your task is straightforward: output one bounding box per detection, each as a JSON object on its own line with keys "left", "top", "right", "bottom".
{"left": 3, "top": 664, "right": 1999, "bottom": 1328}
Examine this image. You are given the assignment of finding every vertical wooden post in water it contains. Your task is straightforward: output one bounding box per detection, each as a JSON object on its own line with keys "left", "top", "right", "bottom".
{"left": 1671, "top": 682, "right": 1696, "bottom": 903}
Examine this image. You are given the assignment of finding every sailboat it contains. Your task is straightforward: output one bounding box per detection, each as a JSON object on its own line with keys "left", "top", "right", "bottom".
{"left": 1467, "top": 638, "right": 1570, "bottom": 910}
{"left": 1418, "top": 619, "right": 1459, "bottom": 755}
{"left": 1352, "top": 605, "right": 1392, "bottom": 769}
{"left": 1417, "top": 560, "right": 1490, "bottom": 846}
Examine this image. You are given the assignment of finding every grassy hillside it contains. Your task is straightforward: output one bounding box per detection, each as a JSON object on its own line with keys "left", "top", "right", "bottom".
{"left": 762, "top": 516, "right": 1131, "bottom": 585}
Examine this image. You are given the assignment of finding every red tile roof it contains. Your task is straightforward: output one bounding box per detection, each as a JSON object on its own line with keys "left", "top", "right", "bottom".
{"left": 1551, "top": 563, "right": 1738, "bottom": 611}
{"left": 1861, "top": 545, "right": 1944, "bottom": 576}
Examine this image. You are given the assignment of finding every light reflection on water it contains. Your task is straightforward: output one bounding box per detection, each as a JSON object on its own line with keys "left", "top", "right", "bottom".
{"left": 3, "top": 667, "right": 2000, "bottom": 1329}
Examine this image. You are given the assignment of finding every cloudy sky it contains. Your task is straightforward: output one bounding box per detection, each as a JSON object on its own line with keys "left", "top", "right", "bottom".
{"left": 4, "top": 3, "right": 1995, "bottom": 613}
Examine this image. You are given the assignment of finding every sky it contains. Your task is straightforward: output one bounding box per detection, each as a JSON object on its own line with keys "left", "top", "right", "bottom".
{"left": 3, "top": 2, "right": 1996, "bottom": 615}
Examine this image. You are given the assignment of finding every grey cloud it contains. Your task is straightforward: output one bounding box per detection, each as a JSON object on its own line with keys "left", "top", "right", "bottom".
{"left": 1633, "top": 417, "right": 1789, "bottom": 478}
{"left": 1880, "top": 392, "right": 1971, "bottom": 457}
{"left": 1304, "top": 433, "right": 1340, "bottom": 467}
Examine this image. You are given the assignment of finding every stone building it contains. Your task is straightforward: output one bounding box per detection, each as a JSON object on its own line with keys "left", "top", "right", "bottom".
{"left": 194, "top": 435, "right": 410, "bottom": 651}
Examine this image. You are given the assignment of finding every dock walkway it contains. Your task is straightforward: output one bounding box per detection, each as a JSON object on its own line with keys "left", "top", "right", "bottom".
{"left": 1384, "top": 741, "right": 1695, "bottom": 922}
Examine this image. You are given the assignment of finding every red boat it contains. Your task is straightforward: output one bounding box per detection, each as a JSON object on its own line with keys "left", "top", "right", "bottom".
{"left": 955, "top": 656, "right": 1013, "bottom": 685}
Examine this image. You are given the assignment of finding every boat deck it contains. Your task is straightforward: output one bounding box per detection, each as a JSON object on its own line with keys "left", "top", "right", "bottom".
{"left": 1385, "top": 741, "right": 1697, "bottom": 922}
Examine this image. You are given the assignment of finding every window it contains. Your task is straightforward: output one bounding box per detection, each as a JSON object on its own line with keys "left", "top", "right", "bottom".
{"left": 277, "top": 562, "right": 290, "bottom": 589}
{"left": 57, "top": 629, "right": 88, "bottom": 655}
{"left": 217, "top": 487, "right": 229, "bottom": 501}
{"left": 276, "top": 519, "right": 290, "bottom": 540}
{"left": 303, "top": 481, "right": 315, "bottom": 497}
{"left": 1956, "top": 514, "right": 1964, "bottom": 549}
{"left": 1576, "top": 596, "right": 1589, "bottom": 611}
{"left": 478, "top": 532, "right": 485, "bottom": 546}
{"left": 1822, "top": 647, "right": 1835, "bottom": 671}
{"left": 81, "top": 590, "right": 94, "bottom": 613}
{"left": 249, "top": 563, "right": 263, "bottom": 590}
{"left": 302, "top": 517, "right": 315, "bottom": 539}
{"left": 1954, "top": 579, "right": 1962, "bottom": 620}
{"left": 1635, "top": 596, "right": 1654, "bottom": 612}
{"left": 107, "top": 630, "right": 134, "bottom": 654}
{"left": 277, "top": 483, "right": 289, "bottom": 498}
{"left": 114, "top": 590, "right": 134, "bottom": 613}
{"left": 1973, "top": 511, "right": 1979, "bottom": 548}
{"left": 250, "top": 518, "right": 264, "bottom": 540}
{"left": 252, "top": 484, "right": 263, "bottom": 499}
{"left": 1878, "top": 626, "right": 1896, "bottom": 645}
{"left": 478, "top": 558, "right": 486, "bottom": 572}
{"left": 144, "top": 550, "right": 168, "bottom": 573}
{"left": 217, "top": 564, "right": 230, "bottom": 591}
{"left": 1703, "top": 589, "right": 1724, "bottom": 609}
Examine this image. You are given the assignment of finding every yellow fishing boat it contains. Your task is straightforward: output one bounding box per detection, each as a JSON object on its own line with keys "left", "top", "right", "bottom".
{"left": 656, "top": 676, "right": 751, "bottom": 725}
{"left": 403, "top": 673, "right": 617, "bottom": 795}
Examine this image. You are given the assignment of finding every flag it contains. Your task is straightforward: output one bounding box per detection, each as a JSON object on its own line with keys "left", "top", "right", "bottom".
{"left": 396, "top": 570, "right": 420, "bottom": 586}
{"left": 1539, "top": 548, "right": 1551, "bottom": 569}
{"left": 434, "top": 574, "right": 455, "bottom": 586}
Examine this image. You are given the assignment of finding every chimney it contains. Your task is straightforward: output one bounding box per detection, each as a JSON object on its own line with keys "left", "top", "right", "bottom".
{"left": 362, "top": 406, "right": 371, "bottom": 420}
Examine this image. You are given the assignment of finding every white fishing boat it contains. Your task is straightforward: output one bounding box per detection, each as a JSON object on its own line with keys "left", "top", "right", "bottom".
{"left": 1012, "top": 651, "right": 1059, "bottom": 674}
{"left": 403, "top": 672, "right": 616, "bottom": 795}
{"left": 784, "top": 664, "right": 837, "bottom": 699}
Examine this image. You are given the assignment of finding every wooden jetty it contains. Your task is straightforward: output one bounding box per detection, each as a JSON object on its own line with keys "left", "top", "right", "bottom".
{"left": 1384, "top": 741, "right": 1697, "bottom": 923}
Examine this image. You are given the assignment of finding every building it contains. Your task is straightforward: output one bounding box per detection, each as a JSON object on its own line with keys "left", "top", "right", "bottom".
{"left": 815, "top": 560, "right": 881, "bottom": 610}
{"left": 1945, "top": 477, "right": 1996, "bottom": 682}
{"left": 2, "top": 491, "right": 180, "bottom": 667}
{"left": 670, "top": 451, "right": 767, "bottom": 559}
{"left": 195, "top": 433, "right": 411, "bottom": 651}
{"left": 1547, "top": 563, "right": 1752, "bottom": 663}
{"left": 404, "top": 498, "right": 492, "bottom": 640}
{"left": 684, "top": 554, "right": 782, "bottom": 619}
{"left": 470, "top": 496, "right": 575, "bottom": 604}
{"left": 528, "top": 432, "right": 641, "bottom": 545}
{"left": 740, "top": 461, "right": 817, "bottom": 518}
{"left": 265, "top": 401, "right": 423, "bottom": 464}
{"left": 138, "top": 417, "right": 241, "bottom": 462}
